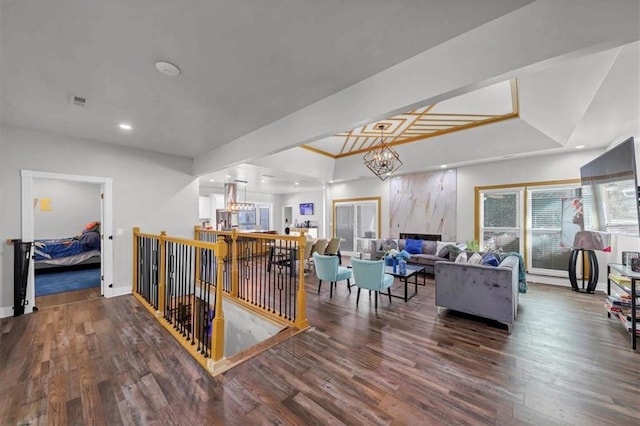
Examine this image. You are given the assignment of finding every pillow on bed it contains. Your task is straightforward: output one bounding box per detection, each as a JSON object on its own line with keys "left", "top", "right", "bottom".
{"left": 85, "top": 221, "right": 100, "bottom": 232}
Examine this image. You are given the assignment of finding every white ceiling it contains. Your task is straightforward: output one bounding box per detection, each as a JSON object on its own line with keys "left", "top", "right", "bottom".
{"left": 0, "top": 0, "right": 532, "bottom": 158}
{"left": 1, "top": 1, "right": 638, "bottom": 195}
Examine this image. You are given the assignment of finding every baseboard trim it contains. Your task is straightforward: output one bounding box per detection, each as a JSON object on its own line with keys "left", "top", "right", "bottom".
{"left": 0, "top": 306, "right": 15, "bottom": 319}
{"left": 527, "top": 274, "right": 606, "bottom": 292}
{"left": 105, "top": 286, "right": 132, "bottom": 298}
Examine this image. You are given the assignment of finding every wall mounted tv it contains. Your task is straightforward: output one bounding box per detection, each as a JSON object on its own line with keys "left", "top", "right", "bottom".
{"left": 580, "top": 136, "right": 640, "bottom": 237}
{"left": 299, "top": 203, "right": 314, "bottom": 215}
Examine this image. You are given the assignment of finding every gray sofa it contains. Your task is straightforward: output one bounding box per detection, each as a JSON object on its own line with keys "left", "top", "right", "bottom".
{"left": 434, "top": 255, "right": 519, "bottom": 332}
{"left": 368, "top": 237, "right": 451, "bottom": 274}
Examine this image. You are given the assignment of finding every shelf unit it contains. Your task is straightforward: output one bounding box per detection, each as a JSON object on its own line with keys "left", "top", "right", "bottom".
{"left": 606, "top": 263, "right": 639, "bottom": 350}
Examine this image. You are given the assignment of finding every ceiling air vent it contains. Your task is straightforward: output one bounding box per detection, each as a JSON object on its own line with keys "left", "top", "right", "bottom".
{"left": 71, "top": 96, "right": 87, "bottom": 107}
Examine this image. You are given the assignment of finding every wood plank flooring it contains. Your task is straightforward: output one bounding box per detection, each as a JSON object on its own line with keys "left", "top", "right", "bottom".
{"left": 35, "top": 287, "right": 102, "bottom": 310}
{"left": 1, "top": 273, "right": 638, "bottom": 425}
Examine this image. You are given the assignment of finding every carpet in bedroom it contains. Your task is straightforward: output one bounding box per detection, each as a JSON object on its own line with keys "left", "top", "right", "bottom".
{"left": 35, "top": 267, "right": 101, "bottom": 297}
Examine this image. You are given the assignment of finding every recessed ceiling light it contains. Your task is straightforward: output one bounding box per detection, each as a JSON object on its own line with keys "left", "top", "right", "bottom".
{"left": 328, "top": 180, "right": 334, "bottom": 183}
{"left": 294, "top": 182, "right": 299, "bottom": 185}
{"left": 575, "top": 145, "right": 585, "bottom": 149}
{"left": 209, "top": 179, "right": 215, "bottom": 182}
{"left": 226, "top": 174, "right": 232, "bottom": 178}
{"left": 260, "top": 179, "right": 265, "bottom": 183}
{"left": 155, "top": 61, "right": 181, "bottom": 77}
{"left": 119, "top": 123, "right": 132, "bottom": 131}
{"left": 440, "top": 165, "right": 447, "bottom": 169}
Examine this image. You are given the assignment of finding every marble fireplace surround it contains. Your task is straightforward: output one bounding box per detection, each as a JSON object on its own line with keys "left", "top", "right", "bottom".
{"left": 389, "top": 170, "right": 457, "bottom": 241}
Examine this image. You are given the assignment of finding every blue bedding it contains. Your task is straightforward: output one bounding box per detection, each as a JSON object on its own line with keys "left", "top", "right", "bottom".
{"left": 34, "top": 230, "right": 101, "bottom": 261}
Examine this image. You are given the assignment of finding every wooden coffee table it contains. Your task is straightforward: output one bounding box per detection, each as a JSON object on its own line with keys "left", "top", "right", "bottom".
{"left": 385, "top": 264, "right": 424, "bottom": 302}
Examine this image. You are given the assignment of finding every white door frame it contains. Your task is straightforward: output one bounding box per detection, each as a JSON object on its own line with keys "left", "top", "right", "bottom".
{"left": 21, "top": 170, "right": 114, "bottom": 313}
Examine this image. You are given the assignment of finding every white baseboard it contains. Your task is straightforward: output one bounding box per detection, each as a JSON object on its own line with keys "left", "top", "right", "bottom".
{"left": 527, "top": 274, "right": 607, "bottom": 292}
{"left": 0, "top": 306, "right": 15, "bottom": 319}
{"left": 105, "top": 286, "right": 131, "bottom": 298}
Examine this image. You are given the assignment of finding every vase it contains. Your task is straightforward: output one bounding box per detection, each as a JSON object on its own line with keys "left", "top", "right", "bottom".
{"left": 392, "top": 258, "right": 398, "bottom": 273}
{"left": 398, "top": 258, "right": 407, "bottom": 275}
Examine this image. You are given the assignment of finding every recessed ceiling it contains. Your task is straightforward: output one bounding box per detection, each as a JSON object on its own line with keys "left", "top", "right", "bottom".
{"left": 302, "top": 79, "right": 517, "bottom": 158}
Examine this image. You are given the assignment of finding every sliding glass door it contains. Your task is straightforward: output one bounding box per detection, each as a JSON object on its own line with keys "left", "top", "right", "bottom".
{"left": 333, "top": 198, "right": 381, "bottom": 256}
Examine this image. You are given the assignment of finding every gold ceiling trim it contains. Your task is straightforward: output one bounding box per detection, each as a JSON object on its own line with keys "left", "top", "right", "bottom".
{"left": 300, "top": 79, "right": 519, "bottom": 159}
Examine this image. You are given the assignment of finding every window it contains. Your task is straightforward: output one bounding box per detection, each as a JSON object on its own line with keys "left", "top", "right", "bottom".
{"left": 477, "top": 180, "right": 581, "bottom": 277}
{"left": 479, "top": 189, "right": 523, "bottom": 253}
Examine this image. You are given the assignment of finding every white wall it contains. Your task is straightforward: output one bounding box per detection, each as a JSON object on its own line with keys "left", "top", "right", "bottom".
{"left": 0, "top": 125, "right": 199, "bottom": 313}
{"left": 33, "top": 179, "right": 101, "bottom": 239}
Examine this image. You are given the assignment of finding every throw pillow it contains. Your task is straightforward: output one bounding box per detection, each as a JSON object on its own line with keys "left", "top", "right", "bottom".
{"left": 405, "top": 238, "right": 423, "bottom": 254}
{"left": 381, "top": 238, "right": 398, "bottom": 251}
{"left": 436, "top": 241, "right": 456, "bottom": 256}
{"left": 468, "top": 252, "right": 483, "bottom": 265}
{"left": 437, "top": 243, "right": 458, "bottom": 258}
{"left": 482, "top": 252, "right": 500, "bottom": 267}
{"left": 422, "top": 240, "right": 437, "bottom": 255}
{"left": 454, "top": 251, "right": 467, "bottom": 263}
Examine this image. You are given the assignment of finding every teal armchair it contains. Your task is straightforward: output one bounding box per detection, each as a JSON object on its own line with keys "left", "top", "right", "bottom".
{"left": 313, "top": 253, "right": 352, "bottom": 298}
{"left": 350, "top": 258, "right": 394, "bottom": 309}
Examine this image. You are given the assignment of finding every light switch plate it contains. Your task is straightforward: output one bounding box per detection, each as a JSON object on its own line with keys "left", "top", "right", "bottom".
{"left": 116, "top": 228, "right": 124, "bottom": 236}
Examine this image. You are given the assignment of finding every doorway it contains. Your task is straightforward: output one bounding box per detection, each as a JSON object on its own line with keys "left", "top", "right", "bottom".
{"left": 21, "top": 170, "right": 114, "bottom": 313}
{"left": 283, "top": 206, "right": 293, "bottom": 233}
{"left": 33, "top": 180, "right": 102, "bottom": 308}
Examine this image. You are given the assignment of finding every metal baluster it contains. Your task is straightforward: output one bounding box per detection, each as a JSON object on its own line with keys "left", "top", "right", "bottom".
{"left": 179, "top": 243, "right": 186, "bottom": 336}
{"left": 204, "top": 249, "right": 212, "bottom": 357}
{"left": 187, "top": 245, "right": 193, "bottom": 342}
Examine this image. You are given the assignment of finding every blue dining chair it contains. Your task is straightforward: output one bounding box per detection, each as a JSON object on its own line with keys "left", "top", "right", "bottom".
{"left": 350, "top": 258, "right": 394, "bottom": 309}
{"left": 313, "top": 253, "right": 352, "bottom": 298}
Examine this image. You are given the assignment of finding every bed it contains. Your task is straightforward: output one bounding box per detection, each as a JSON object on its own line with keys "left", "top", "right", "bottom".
{"left": 34, "top": 225, "right": 101, "bottom": 271}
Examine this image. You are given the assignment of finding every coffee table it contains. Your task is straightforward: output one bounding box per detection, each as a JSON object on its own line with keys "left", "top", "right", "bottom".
{"left": 385, "top": 264, "right": 424, "bottom": 302}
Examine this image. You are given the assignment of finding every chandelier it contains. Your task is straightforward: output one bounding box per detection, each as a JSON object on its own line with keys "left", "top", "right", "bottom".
{"left": 226, "top": 181, "right": 255, "bottom": 212}
{"left": 363, "top": 124, "right": 403, "bottom": 181}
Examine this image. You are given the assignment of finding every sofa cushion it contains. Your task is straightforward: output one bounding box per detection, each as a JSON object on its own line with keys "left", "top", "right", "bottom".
{"left": 482, "top": 252, "right": 500, "bottom": 267}
{"left": 405, "top": 238, "right": 423, "bottom": 254}
{"left": 468, "top": 252, "right": 482, "bottom": 265}
{"left": 436, "top": 241, "right": 456, "bottom": 255}
{"left": 422, "top": 240, "right": 437, "bottom": 255}
{"left": 408, "top": 253, "right": 442, "bottom": 266}
{"left": 454, "top": 251, "right": 467, "bottom": 263}
{"left": 437, "top": 243, "right": 458, "bottom": 258}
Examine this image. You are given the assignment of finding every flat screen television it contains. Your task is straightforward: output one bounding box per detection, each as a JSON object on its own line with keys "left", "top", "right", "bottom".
{"left": 299, "top": 203, "right": 314, "bottom": 215}
{"left": 580, "top": 137, "right": 640, "bottom": 238}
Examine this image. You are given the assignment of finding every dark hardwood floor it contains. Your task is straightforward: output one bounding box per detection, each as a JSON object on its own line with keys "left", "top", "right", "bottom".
{"left": 35, "top": 287, "right": 102, "bottom": 310}
{"left": 1, "top": 271, "right": 638, "bottom": 425}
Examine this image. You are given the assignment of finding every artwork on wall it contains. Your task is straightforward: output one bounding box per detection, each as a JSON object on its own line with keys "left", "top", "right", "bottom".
{"left": 389, "top": 170, "right": 457, "bottom": 240}
{"left": 40, "top": 198, "right": 53, "bottom": 211}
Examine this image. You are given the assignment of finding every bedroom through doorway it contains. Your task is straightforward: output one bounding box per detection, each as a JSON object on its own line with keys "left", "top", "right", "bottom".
{"left": 21, "top": 170, "right": 114, "bottom": 313}
{"left": 33, "top": 179, "right": 102, "bottom": 308}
